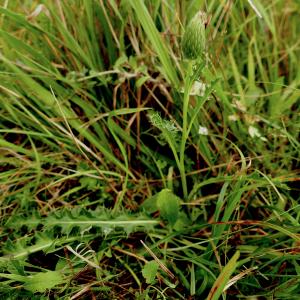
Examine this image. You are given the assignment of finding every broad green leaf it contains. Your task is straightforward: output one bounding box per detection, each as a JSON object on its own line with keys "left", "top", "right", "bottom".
{"left": 140, "top": 194, "right": 159, "bottom": 214}
{"left": 142, "top": 260, "right": 159, "bottom": 284}
{"left": 156, "top": 189, "right": 180, "bottom": 226}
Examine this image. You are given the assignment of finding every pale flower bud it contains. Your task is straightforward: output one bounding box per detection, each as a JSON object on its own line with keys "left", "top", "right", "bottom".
{"left": 182, "top": 11, "right": 207, "bottom": 60}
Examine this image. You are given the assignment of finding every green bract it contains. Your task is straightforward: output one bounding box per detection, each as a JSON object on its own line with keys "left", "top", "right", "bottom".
{"left": 182, "top": 11, "right": 207, "bottom": 60}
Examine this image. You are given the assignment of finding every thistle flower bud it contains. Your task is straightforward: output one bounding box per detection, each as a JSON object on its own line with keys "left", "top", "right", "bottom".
{"left": 182, "top": 11, "right": 207, "bottom": 60}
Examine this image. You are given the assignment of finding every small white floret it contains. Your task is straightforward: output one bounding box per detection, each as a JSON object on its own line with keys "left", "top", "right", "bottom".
{"left": 248, "top": 126, "right": 267, "bottom": 141}
{"left": 198, "top": 125, "right": 208, "bottom": 135}
{"left": 190, "top": 81, "right": 206, "bottom": 96}
{"left": 228, "top": 114, "right": 239, "bottom": 121}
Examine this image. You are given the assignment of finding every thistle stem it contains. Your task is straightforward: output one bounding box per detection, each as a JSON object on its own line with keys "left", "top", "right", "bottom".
{"left": 179, "top": 63, "right": 193, "bottom": 200}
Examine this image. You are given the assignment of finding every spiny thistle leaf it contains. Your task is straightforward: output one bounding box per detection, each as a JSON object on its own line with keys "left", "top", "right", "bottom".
{"left": 0, "top": 233, "right": 71, "bottom": 264}
{"left": 5, "top": 208, "right": 160, "bottom": 236}
{"left": 0, "top": 270, "right": 64, "bottom": 293}
{"left": 24, "top": 270, "right": 64, "bottom": 293}
{"left": 182, "top": 11, "right": 207, "bottom": 60}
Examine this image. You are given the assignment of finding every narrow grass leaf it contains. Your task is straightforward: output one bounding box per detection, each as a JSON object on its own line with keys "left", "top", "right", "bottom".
{"left": 207, "top": 251, "right": 240, "bottom": 300}
{"left": 129, "top": 0, "right": 179, "bottom": 87}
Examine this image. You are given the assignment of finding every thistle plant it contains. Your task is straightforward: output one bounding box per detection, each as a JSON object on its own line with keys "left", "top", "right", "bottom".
{"left": 180, "top": 11, "right": 207, "bottom": 199}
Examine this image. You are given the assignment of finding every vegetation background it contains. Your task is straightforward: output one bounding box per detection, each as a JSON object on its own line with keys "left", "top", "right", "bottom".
{"left": 0, "top": 0, "right": 299, "bottom": 299}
